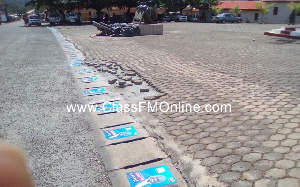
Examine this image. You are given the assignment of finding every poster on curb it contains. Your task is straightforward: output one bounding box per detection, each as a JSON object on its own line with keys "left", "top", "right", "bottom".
{"left": 75, "top": 69, "right": 92, "bottom": 73}
{"left": 95, "top": 102, "right": 121, "bottom": 112}
{"left": 126, "top": 165, "right": 177, "bottom": 187}
{"left": 68, "top": 62, "right": 82, "bottom": 67}
{"left": 83, "top": 87, "right": 106, "bottom": 95}
{"left": 80, "top": 76, "right": 98, "bottom": 82}
{"left": 103, "top": 126, "right": 139, "bottom": 140}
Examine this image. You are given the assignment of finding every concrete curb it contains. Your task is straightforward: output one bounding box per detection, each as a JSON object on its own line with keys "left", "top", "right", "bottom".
{"left": 49, "top": 27, "right": 188, "bottom": 187}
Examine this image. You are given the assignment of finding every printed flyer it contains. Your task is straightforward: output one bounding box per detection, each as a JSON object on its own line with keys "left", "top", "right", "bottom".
{"left": 95, "top": 102, "right": 121, "bottom": 112}
{"left": 104, "top": 126, "right": 139, "bottom": 140}
{"left": 126, "top": 165, "right": 177, "bottom": 187}
{"left": 83, "top": 87, "right": 106, "bottom": 95}
{"left": 75, "top": 69, "right": 92, "bottom": 73}
{"left": 80, "top": 76, "right": 98, "bottom": 83}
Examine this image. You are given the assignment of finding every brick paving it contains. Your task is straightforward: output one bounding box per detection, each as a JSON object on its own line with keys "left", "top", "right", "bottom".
{"left": 57, "top": 23, "right": 300, "bottom": 186}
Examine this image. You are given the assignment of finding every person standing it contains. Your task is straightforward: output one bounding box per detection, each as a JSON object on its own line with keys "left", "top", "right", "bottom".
{"left": 93, "top": 12, "right": 98, "bottom": 22}
{"left": 288, "top": 10, "right": 296, "bottom": 25}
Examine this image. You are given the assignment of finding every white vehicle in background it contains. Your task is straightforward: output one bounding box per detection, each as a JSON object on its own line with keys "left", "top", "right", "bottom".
{"left": 170, "top": 13, "right": 187, "bottom": 22}
{"left": 28, "top": 15, "right": 41, "bottom": 26}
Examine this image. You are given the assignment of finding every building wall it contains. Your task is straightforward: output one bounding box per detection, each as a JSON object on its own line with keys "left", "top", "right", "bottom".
{"left": 264, "top": 2, "right": 296, "bottom": 24}
{"left": 1, "top": 13, "right": 7, "bottom": 22}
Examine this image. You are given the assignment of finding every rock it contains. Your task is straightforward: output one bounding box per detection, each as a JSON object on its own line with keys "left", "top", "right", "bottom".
{"left": 140, "top": 88, "right": 150, "bottom": 92}
{"left": 118, "top": 80, "right": 126, "bottom": 85}
{"left": 94, "top": 64, "right": 100, "bottom": 68}
{"left": 102, "top": 67, "right": 108, "bottom": 72}
{"left": 110, "top": 70, "right": 117, "bottom": 74}
{"left": 122, "top": 76, "right": 132, "bottom": 81}
{"left": 108, "top": 79, "right": 117, "bottom": 84}
{"left": 126, "top": 82, "right": 133, "bottom": 86}
{"left": 144, "top": 96, "right": 157, "bottom": 100}
{"left": 106, "top": 63, "right": 112, "bottom": 67}
{"left": 132, "top": 79, "right": 143, "bottom": 85}
{"left": 125, "top": 71, "right": 136, "bottom": 76}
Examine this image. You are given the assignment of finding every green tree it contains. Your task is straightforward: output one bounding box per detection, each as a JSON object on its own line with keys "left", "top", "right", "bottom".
{"left": 229, "top": 5, "right": 241, "bottom": 16}
{"left": 211, "top": 5, "right": 222, "bottom": 14}
{"left": 201, "top": 0, "right": 219, "bottom": 9}
{"left": 26, "top": 0, "right": 83, "bottom": 14}
{"left": 82, "top": 0, "right": 109, "bottom": 18}
{"left": 255, "top": 1, "right": 275, "bottom": 23}
{"left": 109, "top": 0, "right": 138, "bottom": 14}
{"left": 7, "top": 2, "right": 21, "bottom": 14}
{"left": 287, "top": 2, "right": 300, "bottom": 14}
{"left": 157, "top": 0, "right": 189, "bottom": 13}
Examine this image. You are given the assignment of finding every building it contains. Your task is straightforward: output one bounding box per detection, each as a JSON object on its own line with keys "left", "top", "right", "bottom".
{"left": 263, "top": 0, "right": 300, "bottom": 23}
{"left": 217, "top": 0, "right": 300, "bottom": 23}
{"left": 0, "top": 9, "right": 7, "bottom": 22}
{"left": 217, "top": 1, "right": 264, "bottom": 23}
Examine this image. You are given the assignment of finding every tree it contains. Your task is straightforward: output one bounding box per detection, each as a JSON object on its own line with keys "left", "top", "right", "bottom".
{"left": 201, "top": 0, "right": 219, "bottom": 9}
{"left": 157, "top": 0, "right": 189, "bottom": 13}
{"left": 287, "top": 2, "right": 300, "bottom": 14}
{"left": 211, "top": 5, "right": 222, "bottom": 14}
{"left": 255, "top": 1, "right": 275, "bottom": 23}
{"left": 0, "top": 0, "right": 5, "bottom": 6}
{"left": 7, "top": 2, "right": 22, "bottom": 14}
{"left": 229, "top": 5, "right": 241, "bottom": 16}
{"left": 82, "top": 0, "right": 109, "bottom": 18}
{"left": 26, "top": 0, "right": 83, "bottom": 14}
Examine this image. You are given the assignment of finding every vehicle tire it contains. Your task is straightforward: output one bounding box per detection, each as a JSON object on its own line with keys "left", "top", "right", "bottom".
{"left": 176, "top": 18, "right": 179, "bottom": 22}
{"left": 50, "top": 22, "right": 54, "bottom": 26}
{"left": 222, "top": 19, "right": 226, "bottom": 23}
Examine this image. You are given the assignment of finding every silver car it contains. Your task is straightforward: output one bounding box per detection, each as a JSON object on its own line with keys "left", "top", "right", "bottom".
{"left": 212, "top": 13, "right": 242, "bottom": 23}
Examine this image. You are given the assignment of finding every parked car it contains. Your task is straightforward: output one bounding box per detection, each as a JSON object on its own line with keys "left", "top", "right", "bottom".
{"left": 170, "top": 13, "right": 187, "bottom": 22}
{"left": 49, "top": 13, "right": 63, "bottom": 25}
{"left": 65, "top": 13, "right": 77, "bottom": 24}
{"left": 188, "top": 16, "right": 199, "bottom": 22}
{"left": 162, "top": 15, "right": 171, "bottom": 22}
{"left": 212, "top": 13, "right": 242, "bottom": 23}
{"left": 28, "top": 15, "right": 41, "bottom": 26}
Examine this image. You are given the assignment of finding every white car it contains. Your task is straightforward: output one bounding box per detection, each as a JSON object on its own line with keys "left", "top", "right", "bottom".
{"left": 170, "top": 14, "right": 187, "bottom": 22}
{"left": 28, "top": 15, "right": 41, "bottom": 26}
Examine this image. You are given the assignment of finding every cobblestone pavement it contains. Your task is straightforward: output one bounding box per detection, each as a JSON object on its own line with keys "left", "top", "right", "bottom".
{"left": 57, "top": 23, "right": 300, "bottom": 186}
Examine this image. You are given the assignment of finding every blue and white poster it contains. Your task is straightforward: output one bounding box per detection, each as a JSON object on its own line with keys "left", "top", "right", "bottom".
{"left": 104, "top": 126, "right": 139, "bottom": 140}
{"left": 126, "top": 165, "right": 177, "bottom": 187}
{"left": 80, "top": 76, "right": 98, "bottom": 83}
{"left": 68, "top": 62, "right": 82, "bottom": 67}
{"left": 95, "top": 102, "right": 121, "bottom": 112}
{"left": 75, "top": 69, "right": 92, "bottom": 73}
{"left": 83, "top": 87, "right": 106, "bottom": 95}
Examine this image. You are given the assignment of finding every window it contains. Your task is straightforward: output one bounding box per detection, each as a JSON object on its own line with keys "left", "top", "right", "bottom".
{"left": 273, "top": 7, "right": 278, "bottom": 15}
{"left": 254, "top": 13, "right": 259, "bottom": 21}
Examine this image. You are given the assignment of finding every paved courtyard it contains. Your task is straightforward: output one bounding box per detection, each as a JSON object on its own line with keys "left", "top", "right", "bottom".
{"left": 57, "top": 23, "right": 300, "bottom": 186}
